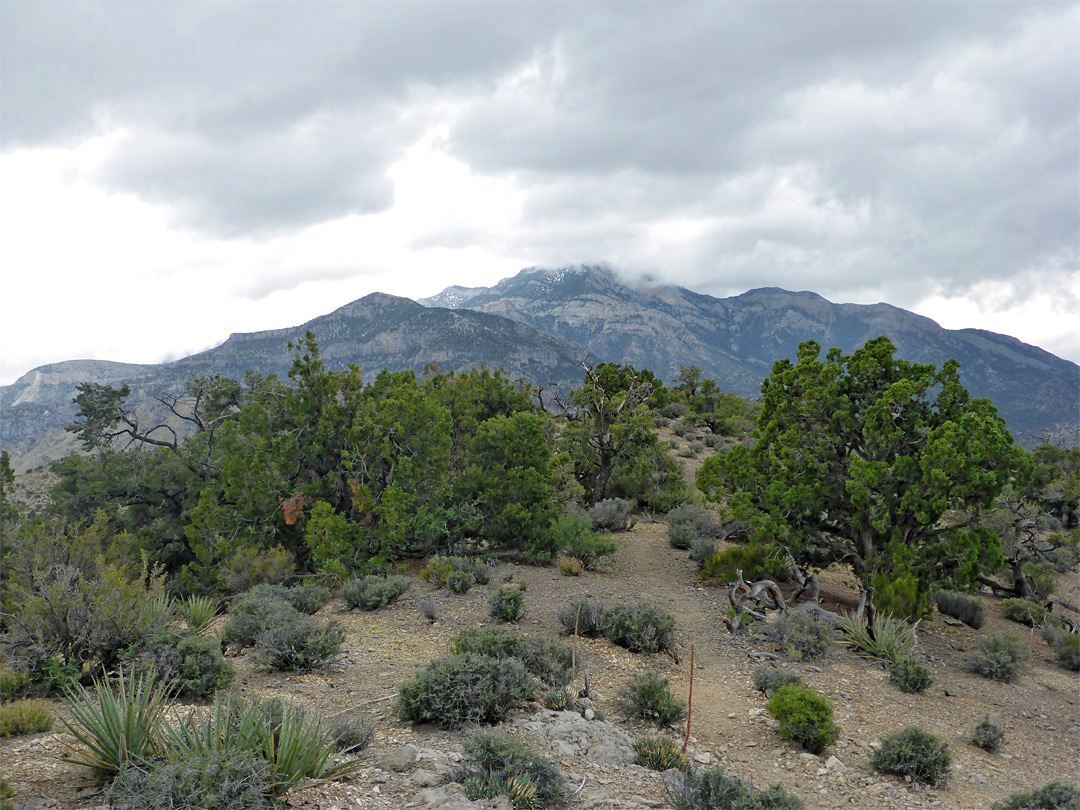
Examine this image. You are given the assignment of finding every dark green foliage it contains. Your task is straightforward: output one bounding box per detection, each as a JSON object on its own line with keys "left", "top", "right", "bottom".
{"left": 871, "top": 726, "right": 951, "bottom": 786}
{"left": 551, "top": 511, "right": 617, "bottom": 569}
{"left": 765, "top": 685, "right": 839, "bottom": 754}
{"left": 934, "top": 591, "right": 987, "bottom": 628}
{"left": 667, "top": 505, "right": 720, "bottom": 550}
{"left": 617, "top": 671, "right": 686, "bottom": 728}
{"left": 1002, "top": 598, "right": 1052, "bottom": 627}
{"left": 604, "top": 603, "right": 678, "bottom": 655}
{"left": 542, "top": 689, "right": 572, "bottom": 711}
{"left": 219, "top": 546, "right": 295, "bottom": 596}
{"left": 767, "top": 612, "right": 832, "bottom": 660}
{"left": 888, "top": 659, "right": 932, "bottom": 693}
{"left": 0, "top": 665, "right": 30, "bottom": 702}
{"left": 991, "top": 782, "right": 1080, "bottom": 810}
{"left": 633, "top": 736, "right": 688, "bottom": 771}
{"left": 454, "top": 731, "right": 566, "bottom": 809}
{"left": 870, "top": 569, "right": 931, "bottom": 623}
{"left": 255, "top": 615, "right": 344, "bottom": 671}
{"left": 972, "top": 717, "right": 1005, "bottom": 753}
{"left": 129, "top": 630, "right": 235, "bottom": 699}
{"left": 456, "top": 411, "right": 557, "bottom": 555}
{"left": 107, "top": 750, "right": 275, "bottom": 810}
{"left": 0, "top": 699, "right": 53, "bottom": 737}
{"left": 1041, "top": 625, "right": 1080, "bottom": 671}
{"left": 451, "top": 628, "right": 574, "bottom": 688}
{"left": 396, "top": 653, "right": 534, "bottom": 728}
{"left": 557, "top": 599, "right": 606, "bottom": 637}
{"left": 0, "top": 779, "right": 12, "bottom": 810}
{"left": 971, "top": 633, "right": 1030, "bottom": 682}
{"left": 697, "top": 337, "right": 1023, "bottom": 608}
{"left": 588, "top": 499, "right": 634, "bottom": 532}
{"left": 282, "top": 583, "right": 331, "bottom": 615}
{"left": 700, "top": 543, "right": 788, "bottom": 584}
{"left": 223, "top": 587, "right": 298, "bottom": 649}
{"left": 751, "top": 666, "right": 803, "bottom": 695}
{"left": 491, "top": 585, "right": 526, "bottom": 623}
{"left": 666, "top": 767, "right": 804, "bottom": 810}
{"left": 342, "top": 576, "right": 411, "bottom": 611}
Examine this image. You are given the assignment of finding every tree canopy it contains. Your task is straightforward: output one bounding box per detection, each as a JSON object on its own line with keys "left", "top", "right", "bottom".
{"left": 698, "top": 336, "right": 1026, "bottom": 618}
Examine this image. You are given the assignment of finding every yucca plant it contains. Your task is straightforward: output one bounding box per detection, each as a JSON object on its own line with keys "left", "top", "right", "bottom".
{"left": 178, "top": 595, "right": 221, "bottom": 634}
{"left": 840, "top": 612, "right": 916, "bottom": 664}
{"left": 162, "top": 696, "right": 358, "bottom": 795}
{"left": 62, "top": 668, "right": 170, "bottom": 780}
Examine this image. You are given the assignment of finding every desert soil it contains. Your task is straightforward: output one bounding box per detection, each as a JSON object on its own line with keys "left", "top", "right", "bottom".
{"left": 2, "top": 513, "right": 1078, "bottom": 810}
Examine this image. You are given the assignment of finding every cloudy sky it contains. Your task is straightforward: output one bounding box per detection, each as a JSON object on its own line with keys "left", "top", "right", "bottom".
{"left": 1, "top": 1, "right": 1077, "bottom": 386}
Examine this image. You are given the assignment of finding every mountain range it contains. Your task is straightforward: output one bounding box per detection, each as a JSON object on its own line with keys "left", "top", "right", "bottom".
{"left": 2, "top": 266, "right": 1077, "bottom": 471}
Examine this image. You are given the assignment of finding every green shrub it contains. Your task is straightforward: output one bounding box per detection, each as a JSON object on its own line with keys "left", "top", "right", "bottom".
{"left": 255, "top": 615, "right": 345, "bottom": 671}
{"left": 454, "top": 731, "right": 565, "bottom": 809}
{"left": 552, "top": 511, "right": 617, "bottom": 569}
{"left": 0, "top": 698, "right": 53, "bottom": 737}
{"left": 888, "top": 659, "right": 933, "bottom": 693}
{"left": 972, "top": 717, "right": 1005, "bottom": 753}
{"left": 701, "top": 542, "right": 787, "bottom": 583}
{"left": 129, "top": 630, "right": 235, "bottom": 699}
{"left": 491, "top": 585, "right": 526, "bottom": 623}
{"left": 446, "top": 570, "right": 476, "bottom": 594}
{"left": 557, "top": 599, "right": 606, "bottom": 637}
{"left": 397, "top": 653, "right": 534, "bottom": 728}
{"left": 991, "top": 782, "right": 1080, "bottom": 810}
{"left": 840, "top": 612, "right": 916, "bottom": 664}
{"left": 0, "top": 779, "right": 12, "bottom": 810}
{"left": 107, "top": 750, "right": 275, "bottom": 810}
{"left": 617, "top": 671, "right": 687, "bottom": 728}
{"left": 342, "top": 576, "right": 411, "bottom": 610}
{"left": 752, "top": 666, "right": 803, "bottom": 695}
{"left": 666, "top": 767, "right": 804, "bottom": 810}
{"left": 282, "top": 583, "right": 332, "bottom": 615}
{"left": 870, "top": 570, "right": 930, "bottom": 623}
{"left": 1041, "top": 625, "right": 1080, "bottom": 671}
{"left": 765, "top": 685, "right": 839, "bottom": 754}
{"left": 222, "top": 545, "right": 294, "bottom": 595}
{"left": 1002, "top": 598, "right": 1052, "bottom": 627}
{"left": 543, "top": 689, "right": 572, "bottom": 711}
{"left": 62, "top": 669, "right": 170, "bottom": 781}
{"left": 971, "top": 633, "right": 1030, "bottom": 682}
{"left": 871, "top": 726, "right": 950, "bottom": 786}
{"left": 558, "top": 556, "right": 584, "bottom": 576}
{"left": 452, "top": 628, "right": 574, "bottom": 688}
{"left": 223, "top": 586, "right": 299, "bottom": 650}
{"left": 588, "top": 499, "right": 635, "bottom": 532}
{"left": 768, "top": 612, "right": 832, "bottom": 660}
{"left": 329, "top": 714, "right": 375, "bottom": 754}
{"left": 667, "top": 505, "right": 719, "bottom": 550}
{"left": 934, "top": 591, "right": 987, "bottom": 629}
{"left": 1022, "top": 561, "right": 1058, "bottom": 598}
{"left": 0, "top": 665, "right": 30, "bottom": 702}
{"left": 604, "top": 603, "right": 678, "bottom": 655}
{"left": 633, "top": 736, "right": 688, "bottom": 772}
{"left": 420, "top": 555, "right": 491, "bottom": 591}
{"left": 176, "top": 595, "right": 221, "bottom": 634}
{"left": 4, "top": 560, "right": 172, "bottom": 683}
{"left": 688, "top": 535, "right": 717, "bottom": 569}
{"left": 162, "top": 695, "right": 357, "bottom": 795}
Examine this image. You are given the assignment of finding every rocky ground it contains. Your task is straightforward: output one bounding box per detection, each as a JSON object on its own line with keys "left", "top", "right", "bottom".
{"left": 2, "top": 513, "right": 1078, "bottom": 810}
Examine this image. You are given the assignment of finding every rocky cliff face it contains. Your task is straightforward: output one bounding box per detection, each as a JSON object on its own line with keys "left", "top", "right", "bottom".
{"left": 2, "top": 268, "right": 1076, "bottom": 471}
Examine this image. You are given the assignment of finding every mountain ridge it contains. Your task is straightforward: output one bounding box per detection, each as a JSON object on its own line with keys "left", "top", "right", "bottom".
{"left": 2, "top": 267, "right": 1077, "bottom": 471}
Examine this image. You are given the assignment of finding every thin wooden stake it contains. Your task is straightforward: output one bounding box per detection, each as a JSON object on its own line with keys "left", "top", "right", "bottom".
{"left": 682, "top": 643, "right": 694, "bottom": 754}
